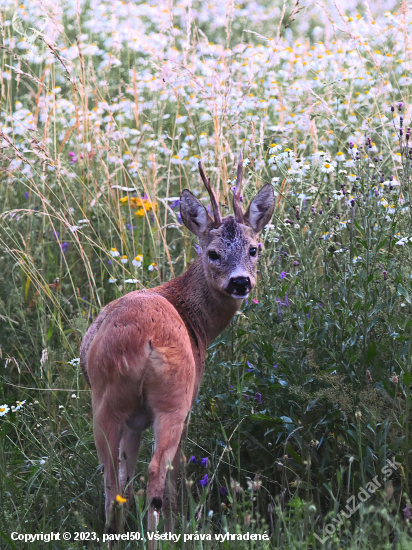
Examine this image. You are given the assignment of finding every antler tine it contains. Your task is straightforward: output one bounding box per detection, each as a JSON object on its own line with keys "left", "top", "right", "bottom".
{"left": 198, "top": 161, "right": 222, "bottom": 227}
{"left": 233, "top": 150, "right": 244, "bottom": 223}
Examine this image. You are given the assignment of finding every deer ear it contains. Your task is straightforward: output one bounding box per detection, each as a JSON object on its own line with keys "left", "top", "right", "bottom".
{"left": 180, "top": 189, "right": 211, "bottom": 237}
{"left": 244, "top": 184, "right": 275, "bottom": 233}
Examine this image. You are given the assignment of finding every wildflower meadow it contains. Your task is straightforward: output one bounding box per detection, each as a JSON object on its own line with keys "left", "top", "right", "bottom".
{"left": 2, "top": 0, "right": 412, "bottom": 547}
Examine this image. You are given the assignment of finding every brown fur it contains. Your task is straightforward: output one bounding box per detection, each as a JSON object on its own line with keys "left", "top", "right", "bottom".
{"left": 80, "top": 161, "right": 275, "bottom": 543}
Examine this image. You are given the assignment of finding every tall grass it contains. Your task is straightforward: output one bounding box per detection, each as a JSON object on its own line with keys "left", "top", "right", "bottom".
{"left": 2, "top": 0, "right": 412, "bottom": 547}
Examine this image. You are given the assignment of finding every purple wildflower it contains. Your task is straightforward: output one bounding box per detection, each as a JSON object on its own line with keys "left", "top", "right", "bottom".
{"left": 24, "top": 191, "right": 29, "bottom": 199}
{"left": 284, "top": 294, "right": 290, "bottom": 306}
{"left": 273, "top": 364, "right": 278, "bottom": 368}
{"left": 280, "top": 271, "right": 287, "bottom": 279}
{"left": 247, "top": 361, "right": 253, "bottom": 372}
{"left": 69, "top": 152, "right": 77, "bottom": 164}
{"left": 255, "top": 393, "right": 262, "bottom": 404}
{"left": 195, "top": 244, "right": 201, "bottom": 255}
{"left": 199, "top": 474, "right": 209, "bottom": 487}
{"left": 220, "top": 486, "right": 228, "bottom": 497}
{"left": 53, "top": 231, "right": 60, "bottom": 240}
{"left": 61, "top": 242, "right": 69, "bottom": 254}
{"left": 190, "top": 456, "right": 198, "bottom": 465}
{"left": 201, "top": 457, "right": 209, "bottom": 468}
{"left": 108, "top": 260, "right": 112, "bottom": 265}
{"left": 404, "top": 504, "right": 411, "bottom": 521}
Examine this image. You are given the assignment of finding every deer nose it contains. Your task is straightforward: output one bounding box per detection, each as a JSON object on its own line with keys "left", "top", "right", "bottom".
{"left": 230, "top": 276, "right": 251, "bottom": 296}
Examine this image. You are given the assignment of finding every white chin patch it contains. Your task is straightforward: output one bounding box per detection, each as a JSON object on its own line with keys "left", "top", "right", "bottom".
{"left": 231, "top": 292, "right": 249, "bottom": 299}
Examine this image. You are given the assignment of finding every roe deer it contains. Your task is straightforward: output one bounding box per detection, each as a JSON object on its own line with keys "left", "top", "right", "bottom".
{"left": 80, "top": 153, "right": 275, "bottom": 540}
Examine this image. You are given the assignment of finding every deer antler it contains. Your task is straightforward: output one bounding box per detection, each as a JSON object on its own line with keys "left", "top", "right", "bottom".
{"left": 233, "top": 150, "right": 244, "bottom": 223}
{"left": 198, "top": 161, "right": 222, "bottom": 227}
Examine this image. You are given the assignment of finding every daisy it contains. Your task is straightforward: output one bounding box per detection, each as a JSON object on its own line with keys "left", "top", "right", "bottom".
{"left": 110, "top": 248, "right": 120, "bottom": 257}
{"left": 120, "top": 255, "right": 128, "bottom": 264}
{"left": 15, "top": 400, "right": 26, "bottom": 410}
{"left": 335, "top": 151, "right": 345, "bottom": 161}
{"left": 108, "top": 277, "right": 117, "bottom": 283}
{"left": 148, "top": 263, "right": 158, "bottom": 271}
{"left": 124, "top": 279, "right": 139, "bottom": 284}
{"left": 347, "top": 174, "right": 357, "bottom": 182}
{"left": 320, "top": 162, "right": 334, "bottom": 173}
{"left": 132, "top": 255, "right": 143, "bottom": 267}
{"left": 0, "top": 404, "right": 10, "bottom": 416}
{"left": 269, "top": 143, "right": 282, "bottom": 154}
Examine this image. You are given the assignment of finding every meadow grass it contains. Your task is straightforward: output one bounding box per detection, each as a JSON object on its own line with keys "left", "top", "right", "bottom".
{"left": 2, "top": 0, "right": 412, "bottom": 547}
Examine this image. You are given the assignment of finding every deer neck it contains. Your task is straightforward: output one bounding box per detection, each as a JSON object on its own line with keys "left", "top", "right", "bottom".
{"left": 156, "top": 257, "right": 241, "bottom": 351}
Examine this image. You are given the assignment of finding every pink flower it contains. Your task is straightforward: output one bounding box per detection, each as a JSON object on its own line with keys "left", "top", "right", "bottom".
{"left": 252, "top": 299, "right": 259, "bottom": 304}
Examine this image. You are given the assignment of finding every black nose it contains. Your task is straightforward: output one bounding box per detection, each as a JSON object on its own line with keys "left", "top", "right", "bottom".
{"left": 230, "top": 276, "right": 251, "bottom": 295}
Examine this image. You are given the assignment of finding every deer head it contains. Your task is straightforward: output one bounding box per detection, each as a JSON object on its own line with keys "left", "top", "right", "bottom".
{"left": 180, "top": 153, "right": 275, "bottom": 299}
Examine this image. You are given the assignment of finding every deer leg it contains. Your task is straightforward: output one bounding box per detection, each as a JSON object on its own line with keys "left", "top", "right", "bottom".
{"left": 147, "top": 412, "right": 187, "bottom": 534}
{"left": 93, "top": 411, "right": 123, "bottom": 538}
{"left": 163, "top": 412, "right": 190, "bottom": 532}
{"left": 119, "top": 426, "right": 142, "bottom": 505}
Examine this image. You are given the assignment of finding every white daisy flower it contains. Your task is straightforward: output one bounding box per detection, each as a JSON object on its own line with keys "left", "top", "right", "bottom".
{"left": 132, "top": 255, "right": 143, "bottom": 267}
{"left": 336, "top": 151, "right": 345, "bottom": 161}
{"left": 15, "top": 400, "right": 26, "bottom": 410}
{"left": 124, "top": 279, "right": 139, "bottom": 284}
{"left": 120, "top": 255, "right": 128, "bottom": 264}
{"left": 0, "top": 404, "right": 10, "bottom": 416}
{"left": 110, "top": 248, "right": 120, "bottom": 257}
{"left": 347, "top": 174, "right": 357, "bottom": 182}
{"left": 321, "top": 162, "right": 335, "bottom": 173}
{"left": 312, "top": 151, "right": 327, "bottom": 161}
{"left": 108, "top": 277, "right": 117, "bottom": 283}
{"left": 269, "top": 143, "right": 282, "bottom": 154}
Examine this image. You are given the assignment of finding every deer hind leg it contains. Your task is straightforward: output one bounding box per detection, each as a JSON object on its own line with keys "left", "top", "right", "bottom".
{"left": 119, "top": 426, "right": 142, "bottom": 505}
{"left": 162, "top": 412, "right": 190, "bottom": 533}
{"left": 93, "top": 411, "right": 123, "bottom": 537}
{"left": 147, "top": 412, "right": 188, "bottom": 533}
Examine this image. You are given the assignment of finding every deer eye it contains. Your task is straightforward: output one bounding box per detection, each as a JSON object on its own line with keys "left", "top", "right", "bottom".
{"left": 250, "top": 247, "right": 257, "bottom": 257}
{"left": 208, "top": 251, "right": 220, "bottom": 261}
